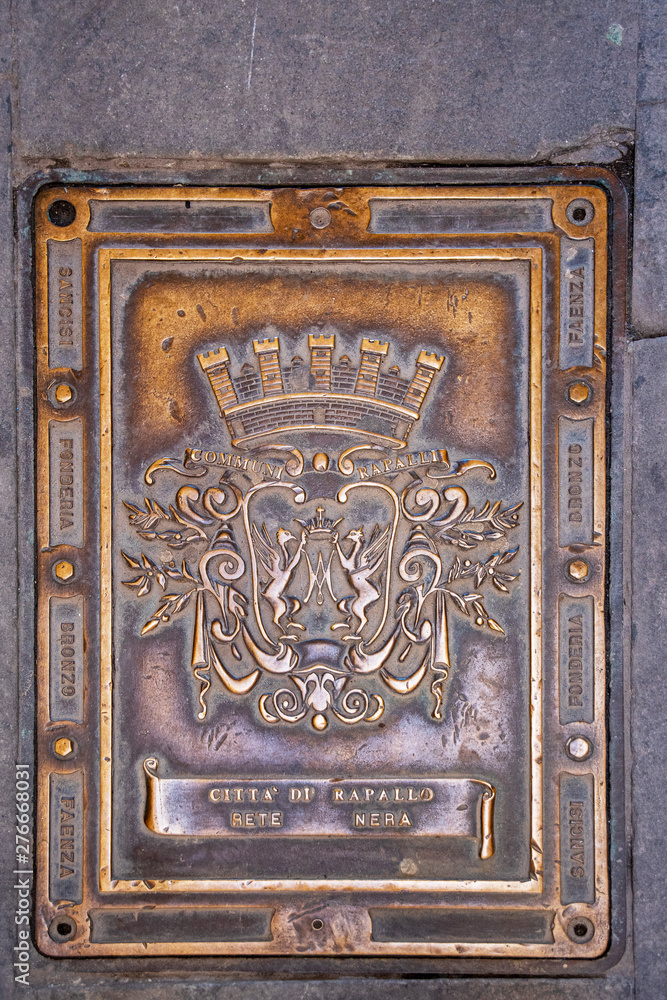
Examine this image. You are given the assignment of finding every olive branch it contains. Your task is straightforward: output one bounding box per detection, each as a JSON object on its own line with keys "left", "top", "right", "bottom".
{"left": 121, "top": 551, "right": 200, "bottom": 634}
{"left": 439, "top": 548, "right": 520, "bottom": 634}
{"left": 123, "top": 498, "right": 206, "bottom": 548}
{"left": 436, "top": 500, "right": 523, "bottom": 549}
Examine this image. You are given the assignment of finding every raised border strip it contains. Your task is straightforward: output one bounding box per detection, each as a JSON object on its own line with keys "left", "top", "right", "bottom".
{"left": 558, "top": 416, "right": 594, "bottom": 546}
{"left": 89, "top": 907, "right": 274, "bottom": 943}
{"left": 560, "top": 772, "right": 595, "bottom": 904}
{"left": 49, "top": 595, "right": 84, "bottom": 723}
{"left": 368, "top": 198, "right": 553, "bottom": 233}
{"left": 49, "top": 417, "right": 84, "bottom": 548}
{"left": 49, "top": 770, "right": 84, "bottom": 904}
{"left": 48, "top": 238, "right": 83, "bottom": 370}
{"left": 88, "top": 200, "right": 274, "bottom": 234}
{"left": 370, "top": 907, "right": 554, "bottom": 943}
{"left": 559, "top": 594, "right": 594, "bottom": 724}
{"left": 560, "top": 238, "right": 594, "bottom": 369}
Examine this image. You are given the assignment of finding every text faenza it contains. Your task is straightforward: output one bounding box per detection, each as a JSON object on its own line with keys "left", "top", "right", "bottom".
{"left": 567, "top": 267, "right": 586, "bottom": 347}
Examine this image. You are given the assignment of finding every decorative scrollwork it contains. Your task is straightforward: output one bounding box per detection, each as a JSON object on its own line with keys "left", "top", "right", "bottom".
{"left": 259, "top": 687, "right": 308, "bottom": 724}
{"left": 123, "top": 432, "right": 523, "bottom": 730}
{"left": 203, "top": 484, "right": 243, "bottom": 521}
{"left": 332, "top": 688, "right": 384, "bottom": 724}
{"left": 248, "top": 444, "right": 304, "bottom": 477}
{"left": 401, "top": 484, "right": 442, "bottom": 522}
{"left": 430, "top": 666, "right": 449, "bottom": 721}
{"left": 426, "top": 458, "right": 496, "bottom": 481}
{"left": 338, "top": 444, "right": 378, "bottom": 476}
{"left": 144, "top": 456, "right": 207, "bottom": 485}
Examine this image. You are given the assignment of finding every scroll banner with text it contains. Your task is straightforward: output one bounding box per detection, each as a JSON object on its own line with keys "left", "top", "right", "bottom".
{"left": 143, "top": 759, "right": 495, "bottom": 859}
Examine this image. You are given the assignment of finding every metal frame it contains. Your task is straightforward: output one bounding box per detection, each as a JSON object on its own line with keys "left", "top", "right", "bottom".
{"left": 16, "top": 166, "right": 628, "bottom": 976}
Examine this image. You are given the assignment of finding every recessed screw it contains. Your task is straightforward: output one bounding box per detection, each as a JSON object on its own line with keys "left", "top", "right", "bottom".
{"left": 565, "top": 199, "right": 595, "bottom": 226}
{"left": 566, "top": 915, "right": 594, "bottom": 942}
{"left": 311, "top": 918, "right": 324, "bottom": 931}
{"left": 566, "top": 735, "right": 592, "bottom": 760}
{"left": 568, "top": 559, "right": 589, "bottom": 581}
{"left": 48, "top": 915, "right": 76, "bottom": 942}
{"left": 54, "top": 737, "right": 74, "bottom": 757}
{"left": 568, "top": 381, "right": 590, "bottom": 405}
{"left": 48, "top": 200, "right": 77, "bottom": 228}
{"left": 310, "top": 207, "right": 332, "bottom": 229}
{"left": 55, "top": 384, "right": 73, "bottom": 404}
{"left": 54, "top": 560, "right": 75, "bottom": 582}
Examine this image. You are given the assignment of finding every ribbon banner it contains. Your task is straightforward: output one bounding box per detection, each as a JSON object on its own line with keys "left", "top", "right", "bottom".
{"left": 143, "top": 759, "right": 495, "bottom": 859}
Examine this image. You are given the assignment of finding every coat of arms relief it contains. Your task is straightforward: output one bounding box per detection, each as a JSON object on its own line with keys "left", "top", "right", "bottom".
{"left": 121, "top": 332, "right": 522, "bottom": 731}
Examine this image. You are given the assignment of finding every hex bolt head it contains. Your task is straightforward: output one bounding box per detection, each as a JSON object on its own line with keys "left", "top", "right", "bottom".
{"left": 54, "top": 737, "right": 74, "bottom": 757}
{"left": 54, "top": 560, "right": 75, "bottom": 582}
{"left": 568, "top": 381, "right": 591, "bottom": 405}
{"left": 566, "top": 735, "right": 592, "bottom": 760}
{"left": 55, "top": 384, "right": 73, "bottom": 404}
{"left": 568, "top": 559, "right": 589, "bottom": 581}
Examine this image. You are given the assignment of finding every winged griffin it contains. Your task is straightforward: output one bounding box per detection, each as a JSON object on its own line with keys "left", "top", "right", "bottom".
{"left": 250, "top": 523, "right": 307, "bottom": 632}
{"left": 332, "top": 525, "right": 390, "bottom": 636}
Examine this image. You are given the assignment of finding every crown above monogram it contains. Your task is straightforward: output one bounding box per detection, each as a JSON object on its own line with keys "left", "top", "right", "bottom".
{"left": 294, "top": 506, "right": 343, "bottom": 534}
{"left": 197, "top": 333, "right": 444, "bottom": 450}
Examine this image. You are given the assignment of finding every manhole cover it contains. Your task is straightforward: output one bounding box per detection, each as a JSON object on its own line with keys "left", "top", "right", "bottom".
{"left": 33, "top": 179, "right": 620, "bottom": 960}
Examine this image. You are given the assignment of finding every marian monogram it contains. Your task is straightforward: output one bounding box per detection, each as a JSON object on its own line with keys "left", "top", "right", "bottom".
{"left": 122, "top": 333, "right": 523, "bottom": 731}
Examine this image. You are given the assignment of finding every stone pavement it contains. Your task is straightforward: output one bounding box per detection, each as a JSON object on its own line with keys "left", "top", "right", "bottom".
{"left": 1, "top": 0, "right": 666, "bottom": 996}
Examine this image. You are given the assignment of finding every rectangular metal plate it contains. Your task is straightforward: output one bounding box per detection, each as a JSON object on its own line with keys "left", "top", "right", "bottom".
{"left": 34, "top": 182, "right": 612, "bottom": 959}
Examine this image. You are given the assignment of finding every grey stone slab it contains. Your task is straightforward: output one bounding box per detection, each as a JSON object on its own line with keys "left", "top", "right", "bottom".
{"left": 0, "top": 162, "right": 633, "bottom": 998}
{"left": 3, "top": 0, "right": 664, "bottom": 992}
{"left": 15, "top": 0, "right": 637, "bottom": 164}
{"left": 631, "top": 336, "right": 667, "bottom": 1000}
{"left": 0, "top": 0, "right": 24, "bottom": 996}
{"left": 0, "top": 975, "right": 638, "bottom": 1000}
{"left": 638, "top": 0, "right": 667, "bottom": 101}
{"left": 631, "top": 102, "right": 667, "bottom": 337}
{"left": 632, "top": 2, "right": 667, "bottom": 337}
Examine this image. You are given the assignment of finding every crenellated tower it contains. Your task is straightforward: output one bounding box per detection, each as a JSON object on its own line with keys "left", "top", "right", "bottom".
{"left": 253, "top": 337, "right": 284, "bottom": 397}
{"left": 355, "top": 339, "right": 388, "bottom": 397}
{"left": 197, "top": 334, "right": 445, "bottom": 450}
{"left": 308, "top": 333, "right": 335, "bottom": 391}
{"left": 403, "top": 351, "right": 445, "bottom": 413}
{"left": 197, "top": 347, "right": 239, "bottom": 411}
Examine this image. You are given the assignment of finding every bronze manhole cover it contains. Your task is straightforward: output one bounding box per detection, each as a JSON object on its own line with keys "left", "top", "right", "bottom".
{"left": 34, "top": 181, "right": 616, "bottom": 958}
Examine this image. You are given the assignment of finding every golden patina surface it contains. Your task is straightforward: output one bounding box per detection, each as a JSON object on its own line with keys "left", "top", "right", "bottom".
{"left": 34, "top": 183, "right": 611, "bottom": 959}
